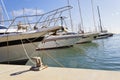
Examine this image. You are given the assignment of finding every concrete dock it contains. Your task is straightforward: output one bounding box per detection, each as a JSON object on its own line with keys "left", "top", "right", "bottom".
{"left": 0, "top": 64, "right": 120, "bottom": 80}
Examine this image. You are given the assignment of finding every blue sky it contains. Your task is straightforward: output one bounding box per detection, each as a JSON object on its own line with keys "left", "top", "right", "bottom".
{"left": 1, "top": 0, "right": 120, "bottom": 33}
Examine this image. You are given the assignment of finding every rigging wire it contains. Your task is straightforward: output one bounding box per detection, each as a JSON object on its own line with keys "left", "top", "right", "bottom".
{"left": 23, "top": 8, "right": 33, "bottom": 30}
{"left": 25, "top": 15, "right": 33, "bottom": 30}
{"left": 91, "top": 0, "right": 97, "bottom": 32}
{"left": 1, "top": 0, "right": 10, "bottom": 22}
{"left": 24, "top": 35, "right": 65, "bottom": 67}
{"left": 67, "top": 0, "right": 73, "bottom": 31}
{"left": 77, "top": 0, "right": 84, "bottom": 32}
{"left": 72, "top": 46, "right": 96, "bottom": 62}
{"left": 41, "top": 42, "right": 64, "bottom": 67}
{"left": 44, "top": 52, "right": 64, "bottom": 67}
{"left": 53, "top": 12, "right": 63, "bottom": 26}
{"left": 97, "top": 6, "right": 103, "bottom": 32}
{"left": 0, "top": 6, "right": 4, "bottom": 25}
{"left": 63, "top": 17, "right": 67, "bottom": 27}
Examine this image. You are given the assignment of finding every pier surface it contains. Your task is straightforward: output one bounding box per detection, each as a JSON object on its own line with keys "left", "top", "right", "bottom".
{"left": 0, "top": 64, "right": 120, "bottom": 80}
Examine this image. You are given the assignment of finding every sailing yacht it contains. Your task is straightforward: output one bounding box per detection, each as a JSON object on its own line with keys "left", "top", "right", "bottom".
{"left": 96, "top": 30, "right": 113, "bottom": 39}
{"left": 95, "top": 6, "right": 113, "bottom": 39}
{"left": 75, "top": 0, "right": 98, "bottom": 44}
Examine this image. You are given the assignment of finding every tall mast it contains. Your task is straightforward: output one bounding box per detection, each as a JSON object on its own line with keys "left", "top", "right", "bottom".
{"left": 77, "top": 0, "right": 84, "bottom": 32}
{"left": 97, "top": 6, "right": 103, "bottom": 32}
{"left": 91, "top": 0, "right": 97, "bottom": 32}
{"left": 67, "top": 0, "right": 73, "bottom": 31}
{"left": 1, "top": 0, "right": 10, "bottom": 20}
{"left": 0, "top": 6, "right": 4, "bottom": 25}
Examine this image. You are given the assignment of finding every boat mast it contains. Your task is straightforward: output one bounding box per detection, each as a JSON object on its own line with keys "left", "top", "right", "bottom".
{"left": 1, "top": 0, "right": 10, "bottom": 20}
{"left": 67, "top": 0, "right": 73, "bottom": 31}
{"left": 77, "top": 0, "right": 84, "bottom": 33}
{"left": 97, "top": 6, "right": 103, "bottom": 32}
{"left": 91, "top": 0, "right": 97, "bottom": 32}
{"left": 0, "top": 6, "right": 4, "bottom": 25}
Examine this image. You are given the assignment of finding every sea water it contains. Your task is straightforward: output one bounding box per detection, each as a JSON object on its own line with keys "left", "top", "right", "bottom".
{"left": 26, "top": 34, "right": 120, "bottom": 71}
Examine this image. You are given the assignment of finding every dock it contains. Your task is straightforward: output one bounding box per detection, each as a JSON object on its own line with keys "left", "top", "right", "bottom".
{"left": 0, "top": 64, "right": 120, "bottom": 80}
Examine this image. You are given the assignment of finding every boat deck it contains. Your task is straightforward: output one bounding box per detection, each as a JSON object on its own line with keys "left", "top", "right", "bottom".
{"left": 0, "top": 64, "right": 120, "bottom": 80}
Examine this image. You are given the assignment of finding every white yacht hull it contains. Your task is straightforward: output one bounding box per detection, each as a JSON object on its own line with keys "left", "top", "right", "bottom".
{"left": 0, "top": 26, "right": 63, "bottom": 63}
{"left": 76, "top": 32, "right": 99, "bottom": 44}
{"left": 77, "top": 36, "right": 93, "bottom": 43}
{"left": 0, "top": 42, "right": 39, "bottom": 63}
{"left": 96, "top": 32, "right": 113, "bottom": 39}
{"left": 37, "top": 35, "right": 81, "bottom": 50}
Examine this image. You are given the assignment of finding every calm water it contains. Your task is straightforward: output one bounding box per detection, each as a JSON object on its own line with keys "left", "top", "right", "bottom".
{"left": 26, "top": 34, "right": 120, "bottom": 71}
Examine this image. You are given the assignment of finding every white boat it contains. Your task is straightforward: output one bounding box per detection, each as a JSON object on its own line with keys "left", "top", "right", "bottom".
{"left": 0, "top": 25, "right": 63, "bottom": 63}
{"left": 95, "top": 30, "right": 113, "bottom": 39}
{"left": 0, "top": 5, "right": 73, "bottom": 63}
{"left": 75, "top": 0, "right": 99, "bottom": 44}
{"left": 76, "top": 32, "right": 99, "bottom": 44}
{"left": 36, "top": 32, "right": 82, "bottom": 50}
{"left": 95, "top": 6, "right": 113, "bottom": 39}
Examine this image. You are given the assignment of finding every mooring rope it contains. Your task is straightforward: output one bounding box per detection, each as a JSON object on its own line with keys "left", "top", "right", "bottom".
{"left": 73, "top": 46, "right": 96, "bottom": 62}
{"left": 20, "top": 33, "right": 64, "bottom": 67}
{"left": 44, "top": 52, "right": 64, "bottom": 67}
{"left": 40, "top": 40, "right": 64, "bottom": 67}
{"left": 20, "top": 35, "right": 36, "bottom": 65}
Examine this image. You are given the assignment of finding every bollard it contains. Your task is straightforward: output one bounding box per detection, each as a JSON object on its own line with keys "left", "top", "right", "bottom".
{"left": 30, "top": 57, "right": 46, "bottom": 71}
